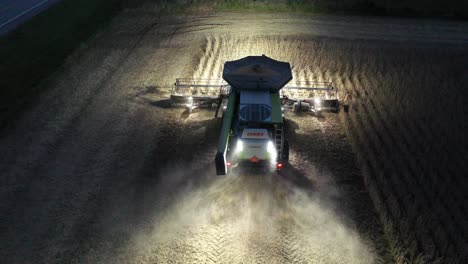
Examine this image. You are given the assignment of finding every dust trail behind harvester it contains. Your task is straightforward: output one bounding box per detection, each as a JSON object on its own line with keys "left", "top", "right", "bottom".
{"left": 101, "top": 159, "right": 378, "bottom": 264}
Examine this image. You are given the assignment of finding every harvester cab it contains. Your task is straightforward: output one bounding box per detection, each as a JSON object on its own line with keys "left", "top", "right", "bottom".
{"left": 170, "top": 55, "right": 340, "bottom": 175}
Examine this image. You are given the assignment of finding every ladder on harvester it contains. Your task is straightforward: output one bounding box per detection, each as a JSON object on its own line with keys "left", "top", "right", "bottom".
{"left": 275, "top": 126, "right": 283, "bottom": 162}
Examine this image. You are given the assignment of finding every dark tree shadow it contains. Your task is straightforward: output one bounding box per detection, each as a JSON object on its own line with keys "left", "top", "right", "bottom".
{"left": 150, "top": 99, "right": 172, "bottom": 109}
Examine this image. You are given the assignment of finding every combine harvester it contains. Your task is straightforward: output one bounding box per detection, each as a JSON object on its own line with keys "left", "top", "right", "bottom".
{"left": 171, "top": 55, "right": 340, "bottom": 175}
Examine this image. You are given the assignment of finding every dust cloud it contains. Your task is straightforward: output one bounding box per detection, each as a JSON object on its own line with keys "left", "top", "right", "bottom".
{"left": 112, "top": 159, "right": 379, "bottom": 264}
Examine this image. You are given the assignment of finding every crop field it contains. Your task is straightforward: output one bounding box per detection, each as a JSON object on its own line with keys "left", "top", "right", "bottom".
{"left": 0, "top": 3, "right": 467, "bottom": 264}
{"left": 177, "top": 32, "right": 468, "bottom": 262}
{"left": 334, "top": 42, "right": 468, "bottom": 262}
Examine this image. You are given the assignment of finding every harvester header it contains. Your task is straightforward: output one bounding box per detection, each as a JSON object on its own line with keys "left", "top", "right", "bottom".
{"left": 170, "top": 55, "right": 341, "bottom": 175}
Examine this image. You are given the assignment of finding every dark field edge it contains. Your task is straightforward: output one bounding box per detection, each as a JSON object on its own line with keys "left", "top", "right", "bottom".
{"left": 0, "top": 0, "right": 144, "bottom": 129}
{"left": 171, "top": 0, "right": 468, "bottom": 19}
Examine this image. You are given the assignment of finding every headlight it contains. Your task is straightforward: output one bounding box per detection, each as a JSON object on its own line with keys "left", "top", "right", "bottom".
{"left": 314, "top": 97, "right": 322, "bottom": 105}
{"left": 267, "top": 141, "right": 276, "bottom": 153}
{"left": 234, "top": 140, "right": 243, "bottom": 153}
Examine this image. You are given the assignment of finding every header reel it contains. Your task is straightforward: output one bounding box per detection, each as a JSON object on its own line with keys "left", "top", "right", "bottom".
{"left": 281, "top": 81, "right": 340, "bottom": 114}
{"left": 170, "top": 78, "right": 341, "bottom": 116}
{"left": 170, "top": 78, "right": 230, "bottom": 116}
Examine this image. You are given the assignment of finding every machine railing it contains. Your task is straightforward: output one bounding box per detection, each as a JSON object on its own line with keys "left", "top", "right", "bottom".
{"left": 280, "top": 81, "right": 339, "bottom": 113}
{"left": 170, "top": 78, "right": 340, "bottom": 113}
{"left": 170, "top": 78, "right": 231, "bottom": 112}
{"left": 281, "top": 81, "right": 337, "bottom": 100}
{"left": 172, "top": 78, "right": 231, "bottom": 97}
{"left": 171, "top": 79, "right": 336, "bottom": 99}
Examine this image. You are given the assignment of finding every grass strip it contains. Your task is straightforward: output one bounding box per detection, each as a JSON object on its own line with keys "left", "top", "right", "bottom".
{"left": 0, "top": 0, "right": 126, "bottom": 126}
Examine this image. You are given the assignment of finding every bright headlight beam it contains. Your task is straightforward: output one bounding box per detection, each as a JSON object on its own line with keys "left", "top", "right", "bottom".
{"left": 234, "top": 140, "right": 243, "bottom": 153}
{"left": 267, "top": 141, "right": 275, "bottom": 153}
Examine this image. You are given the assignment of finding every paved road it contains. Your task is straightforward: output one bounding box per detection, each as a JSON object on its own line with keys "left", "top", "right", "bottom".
{"left": 0, "top": 0, "right": 60, "bottom": 35}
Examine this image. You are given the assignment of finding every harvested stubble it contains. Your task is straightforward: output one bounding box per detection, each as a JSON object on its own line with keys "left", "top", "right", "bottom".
{"left": 190, "top": 34, "right": 467, "bottom": 263}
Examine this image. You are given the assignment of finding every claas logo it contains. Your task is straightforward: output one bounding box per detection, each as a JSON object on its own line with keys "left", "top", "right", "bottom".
{"left": 247, "top": 132, "right": 264, "bottom": 136}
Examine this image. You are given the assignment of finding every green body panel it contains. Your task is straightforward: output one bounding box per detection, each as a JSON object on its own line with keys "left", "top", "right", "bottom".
{"left": 270, "top": 92, "right": 283, "bottom": 124}
{"left": 217, "top": 92, "right": 237, "bottom": 153}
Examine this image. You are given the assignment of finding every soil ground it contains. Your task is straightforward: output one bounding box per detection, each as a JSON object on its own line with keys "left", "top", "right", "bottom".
{"left": 0, "top": 8, "right": 467, "bottom": 263}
